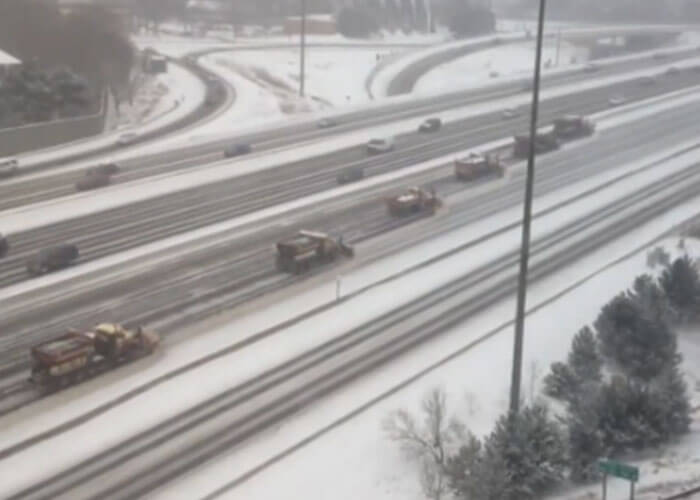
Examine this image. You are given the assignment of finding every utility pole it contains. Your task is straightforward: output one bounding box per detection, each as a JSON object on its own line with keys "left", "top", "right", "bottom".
{"left": 299, "top": 0, "right": 307, "bottom": 97}
{"left": 508, "top": 0, "right": 547, "bottom": 416}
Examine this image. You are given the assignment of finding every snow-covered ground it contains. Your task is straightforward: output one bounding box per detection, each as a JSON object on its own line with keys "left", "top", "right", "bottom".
{"left": 16, "top": 63, "right": 206, "bottom": 170}
{"left": 109, "top": 70, "right": 185, "bottom": 130}
{"left": 415, "top": 39, "right": 589, "bottom": 94}
{"left": 209, "top": 239, "right": 700, "bottom": 500}
{"left": 211, "top": 47, "right": 385, "bottom": 108}
{"left": 4, "top": 115, "right": 700, "bottom": 496}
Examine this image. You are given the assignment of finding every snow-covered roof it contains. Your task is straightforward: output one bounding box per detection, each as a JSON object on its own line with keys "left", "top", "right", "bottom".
{"left": 0, "top": 48, "right": 21, "bottom": 66}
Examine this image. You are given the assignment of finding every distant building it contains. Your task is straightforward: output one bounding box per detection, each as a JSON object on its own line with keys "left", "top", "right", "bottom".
{"left": 284, "top": 14, "right": 337, "bottom": 35}
{"left": 0, "top": 48, "right": 21, "bottom": 79}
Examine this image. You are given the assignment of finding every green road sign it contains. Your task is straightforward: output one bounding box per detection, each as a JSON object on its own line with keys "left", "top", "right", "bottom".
{"left": 599, "top": 459, "right": 639, "bottom": 482}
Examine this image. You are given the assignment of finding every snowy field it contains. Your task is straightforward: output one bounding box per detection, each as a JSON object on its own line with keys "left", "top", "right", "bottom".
{"left": 210, "top": 47, "right": 386, "bottom": 109}
{"left": 415, "top": 39, "right": 590, "bottom": 94}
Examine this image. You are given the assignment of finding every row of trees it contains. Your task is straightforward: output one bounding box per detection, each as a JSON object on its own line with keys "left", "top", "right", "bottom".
{"left": 0, "top": 66, "right": 91, "bottom": 127}
{"left": 512, "top": 0, "right": 700, "bottom": 23}
{"left": 0, "top": 0, "right": 134, "bottom": 97}
{"left": 336, "top": 0, "right": 495, "bottom": 39}
{"left": 129, "top": 0, "right": 495, "bottom": 40}
{"left": 385, "top": 250, "right": 700, "bottom": 499}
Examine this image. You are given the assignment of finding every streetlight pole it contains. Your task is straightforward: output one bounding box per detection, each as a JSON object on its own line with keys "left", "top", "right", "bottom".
{"left": 508, "top": 0, "right": 547, "bottom": 416}
{"left": 299, "top": 0, "right": 307, "bottom": 97}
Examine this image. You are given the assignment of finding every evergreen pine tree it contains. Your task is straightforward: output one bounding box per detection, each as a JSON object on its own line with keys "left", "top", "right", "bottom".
{"left": 469, "top": 404, "right": 567, "bottom": 499}
{"left": 660, "top": 256, "right": 700, "bottom": 324}
{"left": 444, "top": 433, "right": 482, "bottom": 498}
{"left": 628, "top": 274, "right": 678, "bottom": 326}
{"left": 595, "top": 294, "right": 679, "bottom": 380}
{"left": 566, "top": 384, "right": 605, "bottom": 483}
{"left": 652, "top": 363, "right": 691, "bottom": 439}
{"left": 543, "top": 362, "right": 577, "bottom": 401}
{"left": 568, "top": 326, "right": 603, "bottom": 384}
{"left": 596, "top": 376, "right": 665, "bottom": 453}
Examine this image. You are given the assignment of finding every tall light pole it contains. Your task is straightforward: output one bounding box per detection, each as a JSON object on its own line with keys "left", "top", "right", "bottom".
{"left": 509, "top": 0, "right": 547, "bottom": 416}
{"left": 299, "top": 0, "right": 307, "bottom": 97}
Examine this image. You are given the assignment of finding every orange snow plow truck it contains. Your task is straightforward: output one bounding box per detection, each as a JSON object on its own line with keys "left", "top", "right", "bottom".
{"left": 29, "top": 323, "right": 160, "bottom": 390}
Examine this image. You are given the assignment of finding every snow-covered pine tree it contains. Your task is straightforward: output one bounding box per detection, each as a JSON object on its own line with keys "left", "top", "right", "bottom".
{"left": 566, "top": 383, "right": 605, "bottom": 483}
{"left": 470, "top": 404, "right": 567, "bottom": 500}
{"left": 596, "top": 376, "right": 666, "bottom": 453}
{"left": 568, "top": 326, "right": 603, "bottom": 384}
{"left": 444, "top": 433, "right": 482, "bottom": 498}
{"left": 595, "top": 294, "right": 679, "bottom": 380}
{"left": 652, "top": 363, "right": 691, "bottom": 439}
{"left": 660, "top": 256, "right": 700, "bottom": 324}
{"left": 628, "top": 274, "right": 678, "bottom": 327}
{"left": 543, "top": 361, "right": 578, "bottom": 401}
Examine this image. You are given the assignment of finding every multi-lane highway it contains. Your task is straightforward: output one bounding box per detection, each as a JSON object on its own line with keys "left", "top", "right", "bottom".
{"left": 1, "top": 68, "right": 699, "bottom": 291}
{"left": 0, "top": 95, "right": 698, "bottom": 401}
{"left": 5, "top": 45, "right": 698, "bottom": 209}
{"left": 5, "top": 114, "right": 700, "bottom": 499}
{"left": 1, "top": 29, "right": 700, "bottom": 500}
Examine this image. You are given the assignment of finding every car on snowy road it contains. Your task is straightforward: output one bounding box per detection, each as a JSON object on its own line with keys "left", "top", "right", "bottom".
{"left": 501, "top": 108, "right": 521, "bottom": 119}
{"left": 0, "top": 157, "right": 19, "bottom": 179}
{"left": 418, "top": 118, "right": 442, "bottom": 133}
{"left": 607, "top": 95, "right": 627, "bottom": 107}
{"left": 317, "top": 118, "right": 338, "bottom": 129}
{"left": 116, "top": 132, "right": 139, "bottom": 146}
{"left": 366, "top": 137, "right": 394, "bottom": 154}
{"left": 224, "top": 143, "right": 252, "bottom": 158}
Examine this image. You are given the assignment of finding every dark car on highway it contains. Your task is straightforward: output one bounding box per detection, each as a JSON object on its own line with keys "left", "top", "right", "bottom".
{"left": 418, "top": 118, "right": 442, "bottom": 133}
{"left": 0, "top": 233, "right": 8, "bottom": 259}
{"left": 0, "top": 157, "right": 19, "bottom": 179}
{"left": 337, "top": 166, "right": 364, "bottom": 184}
{"left": 26, "top": 243, "right": 79, "bottom": 276}
{"left": 86, "top": 162, "right": 120, "bottom": 177}
{"left": 224, "top": 144, "right": 252, "bottom": 158}
{"left": 76, "top": 172, "right": 112, "bottom": 191}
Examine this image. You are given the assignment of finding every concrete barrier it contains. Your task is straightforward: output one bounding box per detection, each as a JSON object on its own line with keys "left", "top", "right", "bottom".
{"left": 0, "top": 94, "right": 107, "bottom": 157}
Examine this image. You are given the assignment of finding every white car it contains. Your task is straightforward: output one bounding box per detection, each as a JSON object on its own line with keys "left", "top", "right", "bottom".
{"left": 607, "top": 95, "right": 626, "bottom": 107}
{"left": 0, "top": 157, "right": 19, "bottom": 179}
{"left": 116, "top": 132, "right": 139, "bottom": 146}
{"left": 366, "top": 137, "right": 394, "bottom": 154}
{"left": 317, "top": 118, "right": 338, "bottom": 129}
{"left": 501, "top": 108, "right": 520, "bottom": 119}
